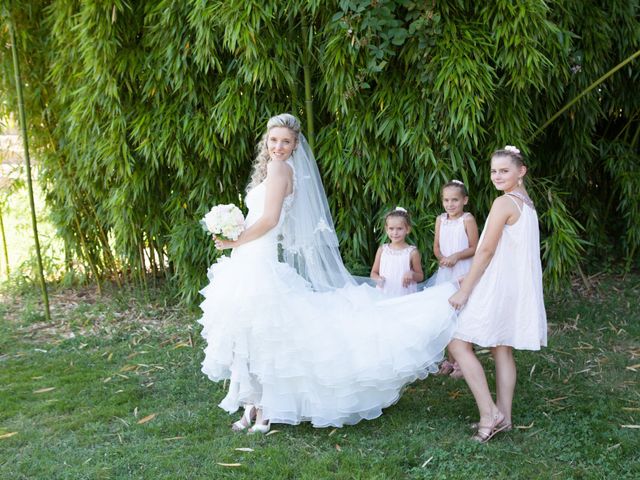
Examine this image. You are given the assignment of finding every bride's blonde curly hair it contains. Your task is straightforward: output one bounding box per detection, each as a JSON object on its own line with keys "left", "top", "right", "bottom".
{"left": 247, "top": 113, "right": 301, "bottom": 191}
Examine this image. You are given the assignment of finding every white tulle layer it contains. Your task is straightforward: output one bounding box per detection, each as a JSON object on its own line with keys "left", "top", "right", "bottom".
{"left": 199, "top": 251, "right": 457, "bottom": 428}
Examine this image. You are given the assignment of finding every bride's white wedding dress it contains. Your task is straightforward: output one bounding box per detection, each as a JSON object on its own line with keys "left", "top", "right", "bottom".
{"left": 199, "top": 168, "right": 457, "bottom": 427}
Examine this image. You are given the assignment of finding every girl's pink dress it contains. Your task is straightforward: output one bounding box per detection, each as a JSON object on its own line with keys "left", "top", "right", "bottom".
{"left": 379, "top": 244, "right": 418, "bottom": 297}
{"left": 453, "top": 194, "right": 547, "bottom": 350}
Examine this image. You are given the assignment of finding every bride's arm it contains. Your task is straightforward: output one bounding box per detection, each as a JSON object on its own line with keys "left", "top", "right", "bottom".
{"left": 215, "top": 161, "right": 291, "bottom": 249}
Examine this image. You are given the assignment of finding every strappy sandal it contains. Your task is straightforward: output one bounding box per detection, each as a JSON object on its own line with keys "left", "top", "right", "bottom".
{"left": 231, "top": 405, "right": 256, "bottom": 432}
{"left": 449, "top": 362, "right": 464, "bottom": 379}
{"left": 472, "top": 412, "right": 509, "bottom": 443}
{"left": 437, "top": 360, "right": 455, "bottom": 376}
{"left": 469, "top": 420, "right": 512, "bottom": 433}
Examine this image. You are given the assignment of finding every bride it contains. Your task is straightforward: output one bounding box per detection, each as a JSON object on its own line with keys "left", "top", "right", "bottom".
{"left": 198, "top": 113, "right": 457, "bottom": 432}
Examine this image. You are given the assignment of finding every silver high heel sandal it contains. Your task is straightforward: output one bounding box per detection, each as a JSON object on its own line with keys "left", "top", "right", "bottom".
{"left": 231, "top": 405, "right": 256, "bottom": 432}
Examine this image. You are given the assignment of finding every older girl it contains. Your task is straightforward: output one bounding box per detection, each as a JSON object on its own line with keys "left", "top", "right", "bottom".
{"left": 448, "top": 146, "right": 547, "bottom": 443}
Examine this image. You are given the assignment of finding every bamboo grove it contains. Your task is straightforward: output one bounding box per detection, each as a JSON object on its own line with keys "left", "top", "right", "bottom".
{"left": 1, "top": 1, "right": 638, "bottom": 301}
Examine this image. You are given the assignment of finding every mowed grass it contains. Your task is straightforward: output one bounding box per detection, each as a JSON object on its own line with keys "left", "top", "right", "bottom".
{"left": 0, "top": 274, "right": 639, "bottom": 479}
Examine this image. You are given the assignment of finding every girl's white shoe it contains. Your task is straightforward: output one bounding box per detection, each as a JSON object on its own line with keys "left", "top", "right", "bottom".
{"left": 231, "top": 405, "right": 256, "bottom": 432}
{"left": 247, "top": 420, "right": 271, "bottom": 434}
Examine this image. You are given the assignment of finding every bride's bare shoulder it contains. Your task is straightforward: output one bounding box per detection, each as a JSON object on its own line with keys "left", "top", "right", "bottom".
{"left": 267, "top": 160, "right": 293, "bottom": 178}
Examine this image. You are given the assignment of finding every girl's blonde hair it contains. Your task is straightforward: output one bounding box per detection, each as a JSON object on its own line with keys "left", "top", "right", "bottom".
{"left": 247, "top": 113, "right": 301, "bottom": 191}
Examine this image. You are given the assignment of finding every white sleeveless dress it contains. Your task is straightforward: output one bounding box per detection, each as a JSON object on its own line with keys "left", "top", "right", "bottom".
{"left": 379, "top": 244, "right": 418, "bottom": 296}
{"left": 198, "top": 164, "right": 458, "bottom": 427}
{"left": 453, "top": 193, "right": 547, "bottom": 350}
{"left": 435, "top": 212, "right": 473, "bottom": 284}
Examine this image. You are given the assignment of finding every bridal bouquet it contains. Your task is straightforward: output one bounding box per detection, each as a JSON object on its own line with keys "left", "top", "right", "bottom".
{"left": 201, "top": 204, "right": 245, "bottom": 241}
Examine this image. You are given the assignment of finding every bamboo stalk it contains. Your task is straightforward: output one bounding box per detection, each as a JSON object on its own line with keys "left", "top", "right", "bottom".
{"left": 0, "top": 208, "right": 10, "bottom": 279}
{"left": 531, "top": 49, "right": 640, "bottom": 141}
{"left": 74, "top": 215, "right": 102, "bottom": 294}
{"left": 301, "top": 14, "right": 315, "bottom": 150}
{"left": 138, "top": 235, "right": 147, "bottom": 289}
{"left": 64, "top": 238, "right": 73, "bottom": 275}
{"left": 8, "top": 12, "right": 50, "bottom": 320}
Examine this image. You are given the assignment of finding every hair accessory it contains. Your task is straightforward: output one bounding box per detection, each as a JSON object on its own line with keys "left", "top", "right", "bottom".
{"left": 394, "top": 206, "right": 407, "bottom": 213}
{"left": 451, "top": 179, "right": 464, "bottom": 186}
{"left": 504, "top": 145, "right": 521, "bottom": 154}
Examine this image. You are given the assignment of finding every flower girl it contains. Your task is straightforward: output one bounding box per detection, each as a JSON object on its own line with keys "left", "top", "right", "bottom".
{"left": 448, "top": 146, "right": 547, "bottom": 443}
{"left": 370, "top": 207, "right": 424, "bottom": 296}
{"left": 433, "top": 180, "right": 478, "bottom": 285}
{"left": 433, "top": 180, "right": 478, "bottom": 377}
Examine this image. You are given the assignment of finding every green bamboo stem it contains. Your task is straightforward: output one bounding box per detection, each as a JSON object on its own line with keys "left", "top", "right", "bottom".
{"left": 289, "top": 14, "right": 299, "bottom": 112}
{"left": 531, "top": 49, "right": 640, "bottom": 141}
{"left": 8, "top": 13, "right": 51, "bottom": 320}
{"left": 0, "top": 208, "right": 10, "bottom": 279}
{"left": 301, "top": 14, "right": 315, "bottom": 150}
{"left": 74, "top": 215, "right": 102, "bottom": 294}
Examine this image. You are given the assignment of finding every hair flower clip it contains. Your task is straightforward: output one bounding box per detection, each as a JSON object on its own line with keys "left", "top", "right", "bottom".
{"left": 504, "top": 145, "right": 521, "bottom": 154}
{"left": 451, "top": 179, "right": 465, "bottom": 185}
{"left": 394, "top": 206, "right": 407, "bottom": 213}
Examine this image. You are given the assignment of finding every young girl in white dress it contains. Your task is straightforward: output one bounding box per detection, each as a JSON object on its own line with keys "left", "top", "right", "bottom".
{"left": 448, "top": 146, "right": 547, "bottom": 443}
{"left": 370, "top": 207, "right": 424, "bottom": 296}
{"left": 199, "top": 114, "right": 458, "bottom": 433}
{"left": 433, "top": 180, "right": 479, "bottom": 378}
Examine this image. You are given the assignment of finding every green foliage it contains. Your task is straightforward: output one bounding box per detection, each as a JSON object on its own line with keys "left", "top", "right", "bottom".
{"left": 0, "top": 0, "right": 638, "bottom": 299}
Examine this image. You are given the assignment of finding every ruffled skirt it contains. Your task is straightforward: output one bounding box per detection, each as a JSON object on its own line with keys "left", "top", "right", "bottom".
{"left": 199, "top": 247, "right": 457, "bottom": 427}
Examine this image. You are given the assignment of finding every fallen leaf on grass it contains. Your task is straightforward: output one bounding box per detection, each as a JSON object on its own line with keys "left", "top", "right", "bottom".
{"left": 515, "top": 421, "right": 535, "bottom": 429}
{"left": 0, "top": 432, "right": 18, "bottom": 439}
{"left": 622, "top": 407, "right": 640, "bottom": 412}
{"left": 421, "top": 456, "right": 434, "bottom": 468}
{"left": 448, "top": 390, "right": 463, "bottom": 400}
{"left": 328, "top": 428, "right": 337, "bottom": 437}
{"left": 335, "top": 444, "right": 341, "bottom": 452}
{"left": 546, "top": 396, "right": 568, "bottom": 403}
{"left": 137, "top": 413, "right": 156, "bottom": 424}
{"left": 265, "top": 429, "right": 279, "bottom": 436}
{"left": 33, "top": 387, "right": 55, "bottom": 394}
{"left": 120, "top": 365, "right": 138, "bottom": 372}
{"left": 625, "top": 364, "right": 640, "bottom": 371}
{"left": 234, "top": 448, "right": 254, "bottom": 452}
{"left": 217, "top": 463, "right": 242, "bottom": 467}
{"left": 620, "top": 424, "right": 640, "bottom": 429}
{"left": 163, "top": 436, "right": 185, "bottom": 441}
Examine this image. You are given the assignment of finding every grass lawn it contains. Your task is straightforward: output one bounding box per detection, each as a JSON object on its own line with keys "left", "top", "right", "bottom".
{"left": 1, "top": 274, "right": 639, "bottom": 479}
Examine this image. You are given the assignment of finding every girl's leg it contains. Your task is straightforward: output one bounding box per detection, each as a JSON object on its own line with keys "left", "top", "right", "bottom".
{"left": 491, "top": 346, "right": 516, "bottom": 425}
{"left": 448, "top": 339, "right": 503, "bottom": 427}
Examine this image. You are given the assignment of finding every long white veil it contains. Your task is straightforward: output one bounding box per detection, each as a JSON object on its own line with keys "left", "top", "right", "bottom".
{"left": 280, "top": 133, "right": 358, "bottom": 292}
